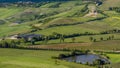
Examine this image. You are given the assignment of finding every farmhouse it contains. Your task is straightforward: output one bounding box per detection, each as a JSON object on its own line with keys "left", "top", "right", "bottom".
{"left": 18, "top": 34, "right": 42, "bottom": 41}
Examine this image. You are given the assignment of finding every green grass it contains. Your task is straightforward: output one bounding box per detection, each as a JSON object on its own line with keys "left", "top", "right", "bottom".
{"left": 35, "top": 21, "right": 115, "bottom": 36}
{"left": 0, "top": 48, "right": 94, "bottom": 68}
{"left": 0, "top": 24, "right": 31, "bottom": 37}
{"left": 107, "top": 54, "right": 120, "bottom": 63}
{"left": 35, "top": 24, "right": 100, "bottom": 35}
{"left": 106, "top": 54, "right": 120, "bottom": 68}
{"left": 0, "top": 8, "right": 24, "bottom": 19}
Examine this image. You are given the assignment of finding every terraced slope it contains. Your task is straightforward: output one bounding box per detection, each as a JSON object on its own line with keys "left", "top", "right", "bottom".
{"left": 0, "top": 1, "right": 120, "bottom": 37}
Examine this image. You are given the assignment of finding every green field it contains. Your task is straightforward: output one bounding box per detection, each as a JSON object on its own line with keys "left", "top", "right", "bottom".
{"left": 107, "top": 54, "right": 120, "bottom": 68}
{"left": 0, "top": 48, "right": 94, "bottom": 68}
{"left": 0, "top": 48, "right": 120, "bottom": 68}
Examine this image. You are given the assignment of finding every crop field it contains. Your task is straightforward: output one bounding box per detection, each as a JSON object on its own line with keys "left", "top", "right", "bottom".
{"left": 29, "top": 40, "right": 120, "bottom": 51}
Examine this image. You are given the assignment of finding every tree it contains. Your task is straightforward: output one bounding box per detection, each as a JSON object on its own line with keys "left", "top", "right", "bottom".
{"left": 93, "top": 39, "right": 97, "bottom": 42}
{"left": 31, "top": 39, "right": 35, "bottom": 45}
{"left": 20, "top": 38, "right": 26, "bottom": 43}
{"left": 16, "top": 39, "right": 21, "bottom": 45}
{"left": 89, "top": 37, "right": 93, "bottom": 42}
{"left": 60, "top": 35, "right": 64, "bottom": 43}
{"left": 10, "top": 40, "right": 16, "bottom": 48}
{"left": 100, "top": 37, "right": 103, "bottom": 41}
{"left": 94, "top": 59, "right": 105, "bottom": 68}
{"left": 108, "top": 36, "right": 112, "bottom": 40}
{"left": 1, "top": 40, "right": 9, "bottom": 48}
{"left": 109, "top": 7, "right": 113, "bottom": 10}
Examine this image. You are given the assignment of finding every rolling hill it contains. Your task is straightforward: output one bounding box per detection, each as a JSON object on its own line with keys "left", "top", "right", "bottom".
{"left": 0, "top": 1, "right": 120, "bottom": 68}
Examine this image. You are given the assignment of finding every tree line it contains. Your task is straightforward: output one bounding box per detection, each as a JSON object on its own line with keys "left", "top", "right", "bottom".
{"left": 0, "top": 40, "right": 20, "bottom": 48}
{"left": 109, "top": 7, "right": 120, "bottom": 13}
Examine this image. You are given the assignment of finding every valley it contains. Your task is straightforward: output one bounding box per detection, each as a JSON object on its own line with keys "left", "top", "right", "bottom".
{"left": 0, "top": 0, "right": 120, "bottom": 68}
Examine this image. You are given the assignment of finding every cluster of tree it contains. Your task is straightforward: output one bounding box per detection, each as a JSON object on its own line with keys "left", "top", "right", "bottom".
{"left": 23, "top": 30, "right": 119, "bottom": 45}
{"left": 100, "top": 29, "right": 120, "bottom": 34}
{"left": 92, "top": 59, "right": 111, "bottom": 68}
{"left": 5, "top": 29, "right": 119, "bottom": 46}
{"left": 58, "top": 50, "right": 90, "bottom": 59}
{"left": 39, "top": 32, "right": 97, "bottom": 44}
{"left": 89, "top": 35, "right": 115, "bottom": 42}
{"left": 0, "top": 40, "right": 19, "bottom": 48}
{"left": 2, "top": 29, "right": 119, "bottom": 46}
{"left": 109, "top": 7, "right": 120, "bottom": 13}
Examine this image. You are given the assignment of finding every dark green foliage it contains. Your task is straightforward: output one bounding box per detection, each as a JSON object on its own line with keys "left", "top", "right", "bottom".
{"left": 0, "top": 20, "right": 5, "bottom": 25}
{"left": 89, "top": 37, "right": 93, "bottom": 41}
{"left": 59, "top": 35, "right": 65, "bottom": 43}
{"left": 109, "top": 7, "right": 120, "bottom": 13}
{"left": 93, "top": 39, "right": 97, "bottom": 42}
{"left": 44, "top": 36, "right": 49, "bottom": 44}
{"left": 0, "top": 40, "right": 18, "bottom": 48}
{"left": 100, "top": 37, "right": 103, "bottom": 41}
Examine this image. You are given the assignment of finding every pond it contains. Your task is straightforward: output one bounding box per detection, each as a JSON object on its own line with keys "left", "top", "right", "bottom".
{"left": 63, "top": 54, "right": 110, "bottom": 64}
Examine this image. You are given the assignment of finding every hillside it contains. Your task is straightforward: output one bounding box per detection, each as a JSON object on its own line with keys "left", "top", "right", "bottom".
{"left": 0, "top": 1, "right": 120, "bottom": 68}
